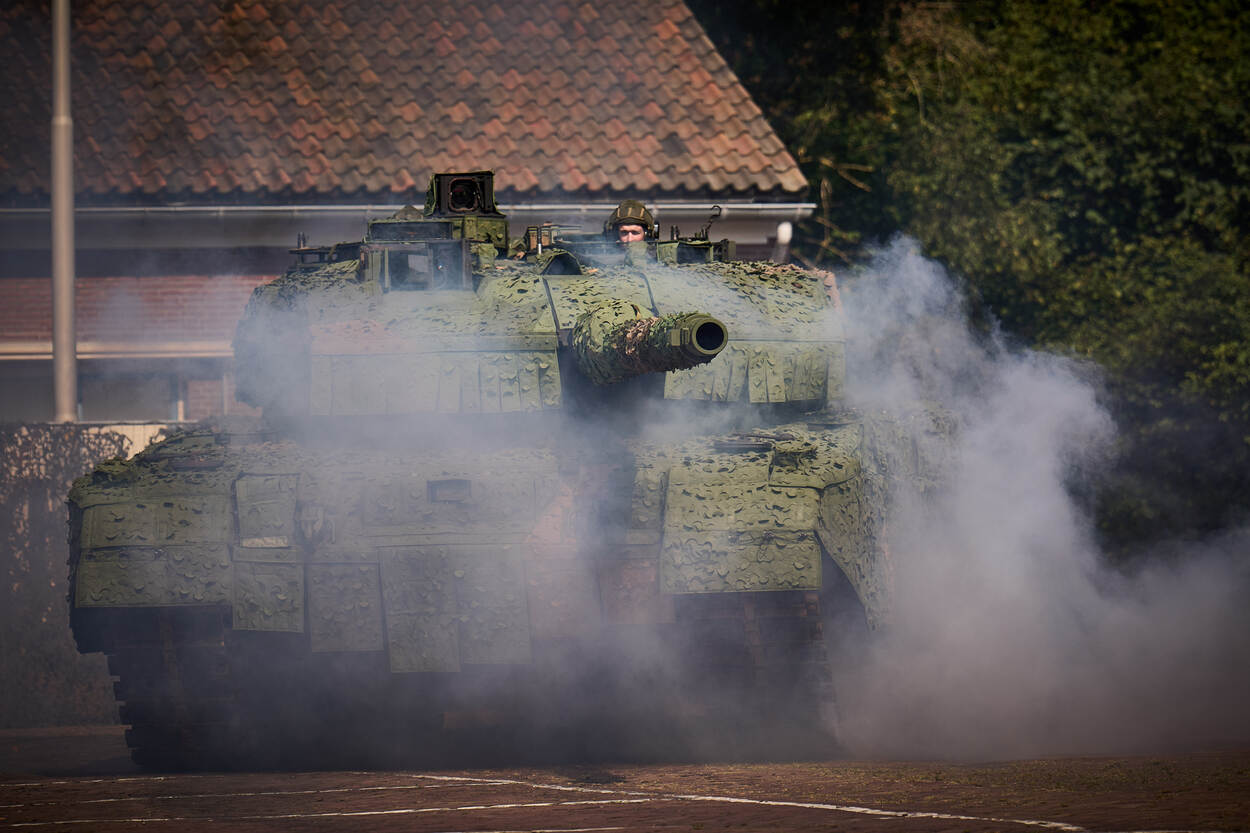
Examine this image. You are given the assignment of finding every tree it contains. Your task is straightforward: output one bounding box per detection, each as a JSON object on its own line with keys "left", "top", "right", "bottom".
{"left": 685, "top": 0, "right": 905, "bottom": 262}
{"left": 880, "top": 0, "right": 1250, "bottom": 547}
{"left": 690, "top": 0, "right": 1250, "bottom": 550}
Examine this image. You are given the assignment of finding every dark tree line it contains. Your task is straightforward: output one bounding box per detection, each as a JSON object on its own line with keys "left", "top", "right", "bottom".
{"left": 688, "top": 0, "right": 1250, "bottom": 555}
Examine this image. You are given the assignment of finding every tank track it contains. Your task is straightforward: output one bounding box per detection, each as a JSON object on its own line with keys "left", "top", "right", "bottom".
{"left": 98, "top": 581, "right": 846, "bottom": 769}
{"left": 103, "top": 608, "right": 419, "bottom": 770}
{"left": 104, "top": 607, "right": 243, "bottom": 770}
{"left": 665, "top": 589, "right": 839, "bottom": 757}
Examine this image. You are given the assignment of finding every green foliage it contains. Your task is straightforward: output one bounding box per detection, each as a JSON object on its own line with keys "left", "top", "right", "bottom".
{"left": 887, "top": 0, "right": 1249, "bottom": 328}
{"left": 690, "top": 0, "right": 1250, "bottom": 549}
{"left": 685, "top": 0, "right": 904, "bottom": 261}
{"left": 880, "top": 0, "right": 1250, "bottom": 545}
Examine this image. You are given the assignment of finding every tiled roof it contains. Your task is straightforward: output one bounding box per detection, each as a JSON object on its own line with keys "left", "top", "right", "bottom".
{"left": 0, "top": 0, "right": 807, "bottom": 206}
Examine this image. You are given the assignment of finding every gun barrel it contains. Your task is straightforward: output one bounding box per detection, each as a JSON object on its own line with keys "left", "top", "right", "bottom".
{"left": 572, "top": 301, "right": 727, "bottom": 385}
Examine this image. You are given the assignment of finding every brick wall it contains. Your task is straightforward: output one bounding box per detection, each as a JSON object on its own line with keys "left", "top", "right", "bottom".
{"left": 184, "top": 377, "right": 224, "bottom": 420}
{"left": 0, "top": 273, "right": 270, "bottom": 346}
{"left": 0, "top": 271, "right": 272, "bottom": 421}
{"left": 184, "top": 373, "right": 260, "bottom": 420}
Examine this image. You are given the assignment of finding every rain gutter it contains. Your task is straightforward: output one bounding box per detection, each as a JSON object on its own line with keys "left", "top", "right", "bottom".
{"left": 0, "top": 340, "right": 231, "bottom": 361}
{"left": 0, "top": 202, "right": 815, "bottom": 249}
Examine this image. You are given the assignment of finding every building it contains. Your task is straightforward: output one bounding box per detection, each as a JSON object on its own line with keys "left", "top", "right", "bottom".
{"left": 0, "top": 0, "right": 811, "bottom": 423}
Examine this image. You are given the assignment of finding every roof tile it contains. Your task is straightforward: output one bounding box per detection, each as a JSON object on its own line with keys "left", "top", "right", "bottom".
{"left": 1, "top": 0, "right": 803, "bottom": 203}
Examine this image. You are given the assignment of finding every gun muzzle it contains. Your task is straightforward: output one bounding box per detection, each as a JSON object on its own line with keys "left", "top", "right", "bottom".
{"left": 572, "top": 300, "right": 728, "bottom": 385}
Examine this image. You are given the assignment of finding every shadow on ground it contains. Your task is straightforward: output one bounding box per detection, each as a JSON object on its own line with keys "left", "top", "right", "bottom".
{"left": 0, "top": 726, "right": 137, "bottom": 777}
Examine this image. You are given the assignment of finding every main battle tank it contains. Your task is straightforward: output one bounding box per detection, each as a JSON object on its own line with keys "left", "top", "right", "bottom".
{"left": 67, "top": 171, "right": 913, "bottom": 769}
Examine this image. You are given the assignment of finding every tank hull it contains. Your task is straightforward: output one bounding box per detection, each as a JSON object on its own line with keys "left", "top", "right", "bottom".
{"left": 68, "top": 416, "right": 884, "bottom": 768}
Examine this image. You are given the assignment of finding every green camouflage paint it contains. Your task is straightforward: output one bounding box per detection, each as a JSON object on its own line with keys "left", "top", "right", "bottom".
{"left": 65, "top": 171, "right": 944, "bottom": 769}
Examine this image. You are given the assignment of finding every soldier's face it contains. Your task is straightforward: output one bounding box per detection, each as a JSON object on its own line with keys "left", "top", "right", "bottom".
{"left": 617, "top": 223, "right": 645, "bottom": 243}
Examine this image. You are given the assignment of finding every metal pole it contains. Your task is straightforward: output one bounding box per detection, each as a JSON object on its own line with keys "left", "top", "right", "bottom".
{"left": 51, "top": 0, "right": 77, "bottom": 422}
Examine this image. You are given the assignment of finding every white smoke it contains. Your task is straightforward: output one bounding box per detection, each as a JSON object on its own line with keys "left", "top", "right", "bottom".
{"left": 831, "top": 237, "right": 1250, "bottom": 759}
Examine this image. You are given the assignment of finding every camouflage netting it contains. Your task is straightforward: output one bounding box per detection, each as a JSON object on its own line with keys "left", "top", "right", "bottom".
{"left": 855, "top": 404, "right": 960, "bottom": 626}
{"left": 0, "top": 424, "right": 138, "bottom": 727}
{"left": 572, "top": 299, "right": 726, "bottom": 385}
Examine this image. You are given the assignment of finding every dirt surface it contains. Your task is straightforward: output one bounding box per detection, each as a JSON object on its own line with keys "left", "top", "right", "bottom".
{"left": 1, "top": 727, "right": 1248, "bottom": 832}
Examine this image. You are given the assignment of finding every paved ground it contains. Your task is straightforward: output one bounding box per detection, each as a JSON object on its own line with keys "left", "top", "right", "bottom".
{"left": 2, "top": 727, "right": 1248, "bottom": 832}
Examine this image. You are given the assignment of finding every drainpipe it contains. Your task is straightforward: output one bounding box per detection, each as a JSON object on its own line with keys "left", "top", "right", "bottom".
{"left": 51, "top": 0, "right": 77, "bottom": 422}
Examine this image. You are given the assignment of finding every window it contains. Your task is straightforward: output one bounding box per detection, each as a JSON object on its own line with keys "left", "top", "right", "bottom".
{"left": 369, "top": 241, "right": 470, "bottom": 291}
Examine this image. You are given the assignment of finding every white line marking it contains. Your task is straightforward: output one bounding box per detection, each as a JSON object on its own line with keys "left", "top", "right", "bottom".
{"left": 0, "top": 781, "right": 466, "bottom": 809}
{"left": 10, "top": 819, "right": 174, "bottom": 828}
{"left": 4, "top": 798, "right": 652, "bottom": 827}
{"left": 0, "top": 773, "right": 507, "bottom": 791}
{"left": 412, "top": 829, "right": 624, "bottom": 833}
{"left": 670, "top": 792, "right": 1085, "bottom": 830}
{"left": 2, "top": 772, "right": 1238, "bottom": 833}
{"left": 417, "top": 774, "right": 1085, "bottom": 831}
{"left": 0, "top": 777, "right": 176, "bottom": 789}
{"left": 439, "top": 829, "right": 624, "bottom": 833}
{"left": 409, "top": 773, "right": 1235, "bottom": 833}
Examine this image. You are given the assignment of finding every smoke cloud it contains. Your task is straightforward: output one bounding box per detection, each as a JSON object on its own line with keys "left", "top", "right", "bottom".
{"left": 830, "top": 237, "right": 1250, "bottom": 760}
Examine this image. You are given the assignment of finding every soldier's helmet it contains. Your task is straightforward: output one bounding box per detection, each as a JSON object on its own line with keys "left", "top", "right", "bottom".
{"left": 605, "top": 199, "right": 655, "bottom": 238}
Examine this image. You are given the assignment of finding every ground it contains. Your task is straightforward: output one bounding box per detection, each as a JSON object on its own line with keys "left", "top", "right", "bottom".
{"left": 1, "top": 727, "right": 1247, "bottom": 832}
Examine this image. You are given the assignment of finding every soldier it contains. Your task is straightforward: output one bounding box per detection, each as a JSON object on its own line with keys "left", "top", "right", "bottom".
{"left": 605, "top": 199, "right": 655, "bottom": 244}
